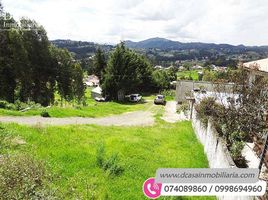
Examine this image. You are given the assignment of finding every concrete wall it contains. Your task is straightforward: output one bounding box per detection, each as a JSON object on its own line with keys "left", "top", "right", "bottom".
{"left": 192, "top": 109, "right": 255, "bottom": 200}
{"left": 176, "top": 80, "right": 234, "bottom": 103}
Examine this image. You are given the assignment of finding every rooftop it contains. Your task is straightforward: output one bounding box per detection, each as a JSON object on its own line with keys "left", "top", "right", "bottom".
{"left": 243, "top": 58, "right": 268, "bottom": 73}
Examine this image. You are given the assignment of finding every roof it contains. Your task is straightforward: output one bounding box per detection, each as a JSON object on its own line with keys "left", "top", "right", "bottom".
{"left": 243, "top": 58, "right": 268, "bottom": 73}
{"left": 91, "top": 86, "right": 102, "bottom": 94}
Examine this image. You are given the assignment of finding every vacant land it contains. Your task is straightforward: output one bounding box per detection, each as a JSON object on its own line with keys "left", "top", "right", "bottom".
{"left": 0, "top": 89, "right": 176, "bottom": 118}
{"left": 0, "top": 88, "right": 153, "bottom": 118}
{"left": 0, "top": 118, "right": 214, "bottom": 200}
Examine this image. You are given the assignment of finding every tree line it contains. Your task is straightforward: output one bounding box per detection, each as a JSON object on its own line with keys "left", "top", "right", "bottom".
{"left": 0, "top": 3, "right": 85, "bottom": 106}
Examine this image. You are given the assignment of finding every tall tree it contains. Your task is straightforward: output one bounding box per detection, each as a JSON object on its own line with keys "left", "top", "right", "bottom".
{"left": 102, "top": 42, "right": 153, "bottom": 100}
{"left": 0, "top": 0, "right": 3, "bottom": 14}
{"left": 20, "top": 18, "right": 57, "bottom": 106}
{"left": 50, "top": 45, "right": 85, "bottom": 104}
{"left": 93, "top": 47, "right": 106, "bottom": 83}
{"left": 0, "top": 14, "right": 21, "bottom": 102}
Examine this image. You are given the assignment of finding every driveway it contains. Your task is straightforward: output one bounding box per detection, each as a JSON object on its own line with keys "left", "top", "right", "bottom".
{"left": 161, "top": 101, "right": 187, "bottom": 123}
{"left": 0, "top": 111, "right": 154, "bottom": 126}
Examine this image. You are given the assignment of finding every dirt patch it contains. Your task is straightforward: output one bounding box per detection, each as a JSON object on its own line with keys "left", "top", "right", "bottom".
{"left": 161, "top": 101, "right": 188, "bottom": 123}
{"left": 0, "top": 111, "right": 154, "bottom": 127}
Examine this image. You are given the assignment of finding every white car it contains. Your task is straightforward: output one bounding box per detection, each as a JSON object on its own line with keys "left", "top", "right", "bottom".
{"left": 129, "top": 94, "right": 142, "bottom": 102}
{"left": 154, "top": 95, "right": 166, "bottom": 105}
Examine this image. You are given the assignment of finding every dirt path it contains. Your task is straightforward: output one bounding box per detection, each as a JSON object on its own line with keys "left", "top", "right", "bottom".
{"left": 0, "top": 111, "right": 154, "bottom": 126}
{"left": 161, "top": 101, "right": 187, "bottom": 123}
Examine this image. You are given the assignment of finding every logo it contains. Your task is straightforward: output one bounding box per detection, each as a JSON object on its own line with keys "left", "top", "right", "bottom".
{"left": 143, "top": 177, "right": 162, "bottom": 199}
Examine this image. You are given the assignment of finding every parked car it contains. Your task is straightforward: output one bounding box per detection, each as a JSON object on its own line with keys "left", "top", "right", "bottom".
{"left": 94, "top": 96, "right": 107, "bottom": 102}
{"left": 154, "top": 95, "right": 166, "bottom": 105}
{"left": 128, "top": 94, "right": 142, "bottom": 102}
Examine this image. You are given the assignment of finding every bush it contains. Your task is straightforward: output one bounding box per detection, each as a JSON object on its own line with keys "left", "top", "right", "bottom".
{"left": 177, "top": 103, "right": 189, "bottom": 116}
{"left": 0, "top": 100, "right": 16, "bottom": 110}
{"left": 0, "top": 100, "right": 8, "bottom": 109}
{"left": 40, "top": 111, "right": 50, "bottom": 118}
{"left": 96, "top": 144, "right": 123, "bottom": 176}
{"left": 230, "top": 141, "right": 248, "bottom": 168}
{"left": 195, "top": 97, "right": 224, "bottom": 126}
{"left": 96, "top": 143, "right": 105, "bottom": 167}
{"left": 0, "top": 100, "right": 42, "bottom": 111}
{"left": 103, "top": 153, "right": 124, "bottom": 176}
{"left": 0, "top": 154, "right": 57, "bottom": 199}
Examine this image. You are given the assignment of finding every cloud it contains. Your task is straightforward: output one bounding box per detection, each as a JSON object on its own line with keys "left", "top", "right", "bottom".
{"left": 2, "top": 0, "right": 268, "bottom": 45}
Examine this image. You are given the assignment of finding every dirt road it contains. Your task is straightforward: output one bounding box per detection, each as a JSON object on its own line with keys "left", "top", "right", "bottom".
{"left": 161, "top": 101, "right": 187, "bottom": 123}
{"left": 0, "top": 111, "right": 154, "bottom": 126}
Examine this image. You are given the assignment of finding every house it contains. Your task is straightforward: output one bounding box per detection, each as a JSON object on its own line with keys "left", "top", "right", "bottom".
{"left": 154, "top": 65, "right": 163, "bottom": 69}
{"left": 85, "top": 75, "right": 99, "bottom": 87}
{"left": 91, "top": 86, "right": 103, "bottom": 99}
{"left": 191, "top": 65, "right": 203, "bottom": 70}
{"left": 243, "top": 58, "right": 268, "bottom": 83}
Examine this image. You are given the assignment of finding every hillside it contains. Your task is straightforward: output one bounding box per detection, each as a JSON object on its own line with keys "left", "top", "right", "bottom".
{"left": 51, "top": 38, "right": 268, "bottom": 63}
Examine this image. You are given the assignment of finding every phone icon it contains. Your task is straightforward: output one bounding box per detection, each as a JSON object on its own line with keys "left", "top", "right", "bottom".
{"left": 147, "top": 183, "right": 157, "bottom": 195}
{"left": 143, "top": 178, "right": 162, "bottom": 199}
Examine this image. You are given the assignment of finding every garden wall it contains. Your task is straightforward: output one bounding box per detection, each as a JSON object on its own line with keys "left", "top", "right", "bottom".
{"left": 191, "top": 109, "right": 255, "bottom": 200}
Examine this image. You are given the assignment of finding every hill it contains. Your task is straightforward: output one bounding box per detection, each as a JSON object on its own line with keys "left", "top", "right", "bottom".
{"left": 51, "top": 38, "right": 268, "bottom": 64}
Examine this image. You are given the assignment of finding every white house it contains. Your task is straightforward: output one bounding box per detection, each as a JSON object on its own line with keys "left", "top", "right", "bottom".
{"left": 85, "top": 75, "right": 99, "bottom": 87}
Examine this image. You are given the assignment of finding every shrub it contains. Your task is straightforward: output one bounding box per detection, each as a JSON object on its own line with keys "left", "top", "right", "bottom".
{"left": 177, "top": 103, "right": 189, "bottom": 116}
{"left": 195, "top": 97, "right": 224, "bottom": 126}
{"left": 103, "top": 153, "right": 124, "bottom": 176}
{"left": 40, "top": 111, "right": 50, "bottom": 118}
{"left": 0, "top": 154, "right": 57, "bottom": 199}
{"left": 96, "top": 144, "right": 123, "bottom": 176}
{"left": 0, "top": 100, "right": 8, "bottom": 109}
{"left": 0, "top": 100, "right": 16, "bottom": 110}
{"left": 96, "top": 143, "right": 105, "bottom": 167}
{"left": 230, "top": 141, "right": 248, "bottom": 168}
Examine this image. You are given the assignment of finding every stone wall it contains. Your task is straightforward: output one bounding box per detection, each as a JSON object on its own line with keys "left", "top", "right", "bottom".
{"left": 192, "top": 109, "right": 255, "bottom": 200}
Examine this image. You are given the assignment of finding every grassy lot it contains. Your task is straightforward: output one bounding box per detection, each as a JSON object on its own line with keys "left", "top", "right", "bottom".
{"left": 177, "top": 70, "right": 199, "bottom": 81}
{"left": 0, "top": 100, "right": 149, "bottom": 118}
{"left": 0, "top": 88, "right": 154, "bottom": 118}
{"left": 0, "top": 118, "right": 214, "bottom": 200}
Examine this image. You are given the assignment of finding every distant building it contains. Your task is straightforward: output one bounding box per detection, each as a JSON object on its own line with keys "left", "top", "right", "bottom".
{"left": 91, "top": 86, "right": 103, "bottom": 99}
{"left": 192, "top": 65, "right": 203, "bottom": 70}
{"left": 85, "top": 75, "right": 99, "bottom": 87}
{"left": 154, "top": 65, "right": 163, "bottom": 69}
{"left": 243, "top": 58, "right": 268, "bottom": 83}
{"left": 178, "top": 66, "right": 185, "bottom": 71}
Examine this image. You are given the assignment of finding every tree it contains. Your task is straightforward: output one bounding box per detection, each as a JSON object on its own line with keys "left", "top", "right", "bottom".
{"left": 93, "top": 47, "right": 106, "bottom": 83}
{"left": 102, "top": 42, "right": 153, "bottom": 100}
{"left": 0, "top": 14, "right": 21, "bottom": 102}
{"left": 152, "top": 70, "right": 170, "bottom": 91}
{"left": 0, "top": 0, "right": 3, "bottom": 15}
{"left": 0, "top": 12, "right": 85, "bottom": 106}
{"left": 20, "top": 18, "right": 57, "bottom": 106}
{"left": 50, "top": 45, "right": 85, "bottom": 104}
{"left": 71, "top": 63, "right": 85, "bottom": 103}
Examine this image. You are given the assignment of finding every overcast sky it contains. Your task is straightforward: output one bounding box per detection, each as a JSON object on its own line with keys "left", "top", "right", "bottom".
{"left": 2, "top": 0, "right": 268, "bottom": 45}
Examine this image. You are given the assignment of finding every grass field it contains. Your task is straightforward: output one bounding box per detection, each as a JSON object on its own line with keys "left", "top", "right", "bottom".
{"left": 0, "top": 118, "right": 214, "bottom": 200}
{"left": 0, "top": 88, "right": 153, "bottom": 118}
{"left": 0, "top": 88, "right": 176, "bottom": 118}
{"left": 177, "top": 70, "right": 199, "bottom": 81}
{"left": 0, "top": 100, "right": 149, "bottom": 118}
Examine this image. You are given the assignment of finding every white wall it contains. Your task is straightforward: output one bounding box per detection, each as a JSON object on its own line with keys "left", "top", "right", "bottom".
{"left": 192, "top": 109, "right": 255, "bottom": 200}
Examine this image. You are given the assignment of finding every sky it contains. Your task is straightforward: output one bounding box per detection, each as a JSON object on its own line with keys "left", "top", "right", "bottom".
{"left": 2, "top": 0, "right": 268, "bottom": 46}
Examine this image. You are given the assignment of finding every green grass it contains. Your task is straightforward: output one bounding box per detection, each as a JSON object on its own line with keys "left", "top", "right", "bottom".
{"left": 0, "top": 88, "right": 155, "bottom": 118}
{"left": 0, "top": 100, "right": 149, "bottom": 118}
{"left": 1, "top": 120, "right": 215, "bottom": 200}
{"left": 177, "top": 70, "right": 199, "bottom": 81}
